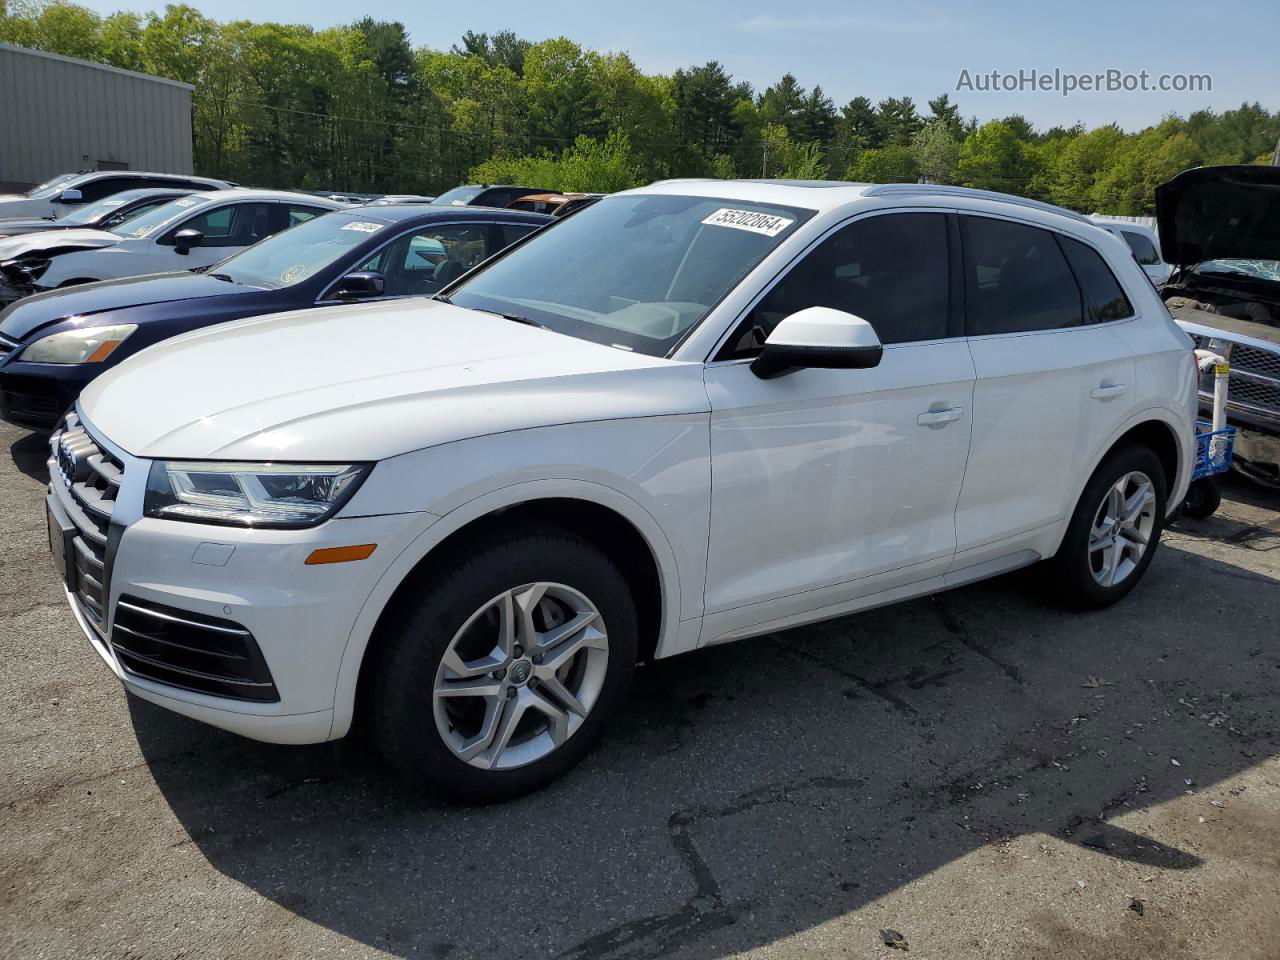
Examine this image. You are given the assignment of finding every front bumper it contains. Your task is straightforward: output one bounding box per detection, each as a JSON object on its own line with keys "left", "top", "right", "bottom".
{"left": 0, "top": 363, "right": 88, "bottom": 428}
{"left": 49, "top": 411, "right": 437, "bottom": 744}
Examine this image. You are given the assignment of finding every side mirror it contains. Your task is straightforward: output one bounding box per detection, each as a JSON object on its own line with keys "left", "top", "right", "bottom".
{"left": 333, "top": 271, "right": 385, "bottom": 298}
{"left": 173, "top": 228, "right": 204, "bottom": 254}
{"left": 57, "top": 188, "right": 84, "bottom": 203}
{"left": 750, "top": 306, "right": 883, "bottom": 380}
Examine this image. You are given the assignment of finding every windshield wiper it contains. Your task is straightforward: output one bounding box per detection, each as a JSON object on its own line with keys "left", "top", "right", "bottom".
{"left": 208, "top": 272, "right": 235, "bottom": 282}
{"left": 500, "top": 312, "right": 545, "bottom": 328}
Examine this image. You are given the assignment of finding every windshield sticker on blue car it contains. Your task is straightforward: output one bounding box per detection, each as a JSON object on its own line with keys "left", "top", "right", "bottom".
{"left": 280, "top": 264, "right": 307, "bottom": 283}
{"left": 701, "top": 208, "right": 794, "bottom": 237}
{"left": 341, "top": 221, "right": 384, "bottom": 233}
{"left": 174, "top": 197, "right": 202, "bottom": 207}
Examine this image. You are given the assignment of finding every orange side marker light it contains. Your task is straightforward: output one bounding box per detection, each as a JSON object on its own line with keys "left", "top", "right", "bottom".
{"left": 305, "top": 544, "right": 377, "bottom": 565}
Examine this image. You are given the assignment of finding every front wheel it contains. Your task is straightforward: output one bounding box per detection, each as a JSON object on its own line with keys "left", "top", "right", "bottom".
{"left": 371, "top": 529, "right": 638, "bottom": 801}
{"left": 1050, "top": 446, "right": 1167, "bottom": 609}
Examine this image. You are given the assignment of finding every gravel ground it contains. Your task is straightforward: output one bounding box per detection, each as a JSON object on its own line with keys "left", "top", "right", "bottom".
{"left": 2, "top": 419, "right": 1278, "bottom": 960}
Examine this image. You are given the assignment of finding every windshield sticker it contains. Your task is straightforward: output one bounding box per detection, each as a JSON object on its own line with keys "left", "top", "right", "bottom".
{"left": 174, "top": 197, "right": 201, "bottom": 207}
{"left": 280, "top": 264, "right": 308, "bottom": 283}
{"left": 100, "top": 199, "right": 125, "bottom": 207}
{"left": 701, "top": 208, "right": 794, "bottom": 237}
{"left": 341, "top": 221, "right": 384, "bottom": 233}
{"left": 131, "top": 226, "right": 154, "bottom": 238}
{"left": 450, "top": 199, "right": 468, "bottom": 206}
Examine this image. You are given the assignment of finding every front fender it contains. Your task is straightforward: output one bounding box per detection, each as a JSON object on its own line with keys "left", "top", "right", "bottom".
{"left": 327, "top": 415, "right": 712, "bottom": 739}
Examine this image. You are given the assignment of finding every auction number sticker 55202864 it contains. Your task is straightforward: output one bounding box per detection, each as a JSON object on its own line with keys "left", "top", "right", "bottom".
{"left": 701, "top": 207, "right": 794, "bottom": 237}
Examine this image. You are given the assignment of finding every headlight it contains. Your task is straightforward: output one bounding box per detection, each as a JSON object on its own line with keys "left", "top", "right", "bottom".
{"left": 21, "top": 324, "right": 136, "bottom": 364}
{"left": 144, "top": 461, "right": 370, "bottom": 528}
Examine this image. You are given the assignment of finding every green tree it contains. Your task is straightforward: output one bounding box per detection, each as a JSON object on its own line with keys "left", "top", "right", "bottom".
{"left": 847, "top": 144, "right": 919, "bottom": 183}
{"left": 911, "top": 122, "right": 959, "bottom": 183}
{"left": 955, "top": 120, "right": 1037, "bottom": 193}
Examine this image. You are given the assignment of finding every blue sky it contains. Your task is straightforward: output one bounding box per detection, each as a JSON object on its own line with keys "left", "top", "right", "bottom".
{"left": 78, "top": 0, "right": 1279, "bottom": 131}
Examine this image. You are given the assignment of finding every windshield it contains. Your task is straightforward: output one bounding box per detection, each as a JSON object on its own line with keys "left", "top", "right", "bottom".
{"left": 448, "top": 194, "right": 812, "bottom": 356}
{"left": 1197, "top": 259, "right": 1280, "bottom": 282}
{"left": 58, "top": 192, "right": 170, "bottom": 226}
{"left": 212, "top": 213, "right": 383, "bottom": 289}
{"left": 432, "top": 186, "right": 484, "bottom": 206}
{"left": 109, "top": 195, "right": 213, "bottom": 238}
{"left": 24, "top": 173, "right": 80, "bottom": 199}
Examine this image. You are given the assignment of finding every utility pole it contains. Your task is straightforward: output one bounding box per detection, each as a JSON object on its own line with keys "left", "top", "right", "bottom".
{"left": 761, "top": 139, "right": 769, "bottom": 178}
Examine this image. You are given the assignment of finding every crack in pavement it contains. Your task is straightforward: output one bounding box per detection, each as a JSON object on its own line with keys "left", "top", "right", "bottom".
{"left": 769, "top": 635, "right": 917, "bottom": 716}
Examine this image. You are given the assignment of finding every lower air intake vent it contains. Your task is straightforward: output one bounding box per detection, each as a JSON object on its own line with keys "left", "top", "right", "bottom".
{"left": 111, "top": 596, "right": 279, "bottom": 702}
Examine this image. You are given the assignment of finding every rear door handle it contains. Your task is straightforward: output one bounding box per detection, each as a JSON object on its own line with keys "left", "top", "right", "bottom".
{"left": 1090, "top": 383, "right": 1128, "bottom": 400}
{"left": 917, "top": 406, "right": 965, "bottom": 426}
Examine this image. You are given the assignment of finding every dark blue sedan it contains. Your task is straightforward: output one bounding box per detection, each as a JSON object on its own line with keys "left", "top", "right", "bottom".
{"left": 0, "top": 205, "right": 552, "bottom": 428}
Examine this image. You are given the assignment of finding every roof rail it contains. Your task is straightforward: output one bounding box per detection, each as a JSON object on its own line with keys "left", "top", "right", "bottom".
{"left": 862, "top": 183, "right": 1091, "bottom": 224}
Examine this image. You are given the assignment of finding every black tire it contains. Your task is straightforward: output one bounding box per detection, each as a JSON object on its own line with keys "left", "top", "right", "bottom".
{"left": 371, "top": 528, "right": 638, "bottom": 801}
{"left": 1180, "top": 478, "right": 1221, "bottom": 520}
{"left": 1050, "top": 445, "right": 1168, "bottom": 609}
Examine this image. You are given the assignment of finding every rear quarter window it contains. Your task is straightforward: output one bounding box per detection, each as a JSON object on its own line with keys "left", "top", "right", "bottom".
{"left": 1059, "top": 236, "right": 1135, "bottom": 323}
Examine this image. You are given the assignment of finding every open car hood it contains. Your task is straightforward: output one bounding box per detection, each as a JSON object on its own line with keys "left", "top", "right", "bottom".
{"left": 1156, "top": 165, "right": 1280, "bottom": 267}
{"left": 0, "top": 228, "right": 120, "bottom": 260}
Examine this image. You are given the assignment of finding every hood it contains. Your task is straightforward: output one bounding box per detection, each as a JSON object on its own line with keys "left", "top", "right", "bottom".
{"left": 0, "top": 272, "right": 248, "bottom": 339}
{"left": 80, "top": 298, "right": 709, "bottom": 461}
{"left": 0, "top": 217, "right": 63, "bottom": 237}
{"left": 0, "top": 228, "right": 120, "bottom": 261}
{"left": 1155, "top": 165, "right": 1280, "bottom": 267}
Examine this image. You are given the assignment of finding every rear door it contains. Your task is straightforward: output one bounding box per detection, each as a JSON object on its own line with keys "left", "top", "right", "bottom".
{"left": 953, "top": 215, "right": 1136, "bottom": 567}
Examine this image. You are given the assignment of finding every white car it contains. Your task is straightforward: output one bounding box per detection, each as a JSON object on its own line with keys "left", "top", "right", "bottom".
{"left": 1089, "top": 216, "right": 1172, "bottom": 287}
{"left": 49, "top": 180, "right": 1197, "bottom": 799}
{"left": 0, "top": 189, "right": 345, "bottom": 302}
{"left": 0, "top": 170, "right": 231, "bottom": 220}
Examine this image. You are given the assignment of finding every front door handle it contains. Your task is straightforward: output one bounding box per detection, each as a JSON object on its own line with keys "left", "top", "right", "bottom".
{"left": 917, "top": 406, "right": 965, "bottom": 426}
{"left": 1090, "top": 382, "right": 1128, "bottom": 400}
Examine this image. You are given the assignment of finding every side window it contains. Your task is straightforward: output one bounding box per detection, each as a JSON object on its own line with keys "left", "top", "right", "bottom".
{"left": 286, "top": 204, "right": 327, "bottom": 226}
{"left": 721, "top": 212, "right": 950, "bottom": 360}
{"left": 500, "top": 222, "right": 540, "bottom": 246}
{"left": 1120, "top": 230, "right": 1160, "bottom": 265}
{"left": 359, "top": 225, "right": 490, "bottom": 296}
{"left": 1059, "top": 236, "right": 1135, "bottom": 323}
{"left": 962, "top": 216, "right": 1082, "bottom": 335}
{"left": 172, "top": 202, "right": 275, "bottom": 247}
{"left": 75, "top": 177, "right": 127, "bottom": 203}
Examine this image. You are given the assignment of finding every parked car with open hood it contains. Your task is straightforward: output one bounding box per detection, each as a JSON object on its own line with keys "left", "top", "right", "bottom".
{"left": 431, "top": 184, "right": 553, "bottom": 208}
{"left": 1159, "top": 164, "right": 1280, "bottom": 487}
{"left": 47, "top": 180, "right": 1195, "bottom": 799}
{"left": 0, "top": 189, "right": 345, "bottom": 304}
{"left": 0, "top": 205, "right": 551, "bottom": 428}
{"left": 0, "top": 170, "right": 231, "bottom": 221}
{"left": 0, "top": 188, "right": 197, "bottom": 239}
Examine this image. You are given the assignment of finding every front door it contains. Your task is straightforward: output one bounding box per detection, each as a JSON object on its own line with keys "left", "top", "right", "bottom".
{"left": 701, "top": 211, "right": 975, "bottom": 642}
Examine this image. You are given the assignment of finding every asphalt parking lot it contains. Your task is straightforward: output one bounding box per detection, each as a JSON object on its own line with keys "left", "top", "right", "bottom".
{"left": 2, "top": 419, "right": 1278, "bottom": 960}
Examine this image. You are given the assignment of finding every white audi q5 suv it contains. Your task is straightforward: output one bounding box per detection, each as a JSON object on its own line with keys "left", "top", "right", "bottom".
{"left": 47, "top": 180, "right": 1198, "bottom": 799}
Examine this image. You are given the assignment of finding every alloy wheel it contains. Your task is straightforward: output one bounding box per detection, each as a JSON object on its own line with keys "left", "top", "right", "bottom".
{"left": 1088, "top": 470, "right": 1157, "bottom": 587}
{"left": 432, "top": 582, "right": 609, "bottom": 770}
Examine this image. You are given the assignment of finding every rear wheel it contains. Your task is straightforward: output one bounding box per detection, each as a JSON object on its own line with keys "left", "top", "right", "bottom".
{"left": 371, "top": 529, "right": 638, "bottom": 801}
{"left": 1050, "top": 446, "right": 1167, "bottom": 609}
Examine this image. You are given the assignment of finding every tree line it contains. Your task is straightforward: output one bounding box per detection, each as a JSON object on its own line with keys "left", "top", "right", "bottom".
{"left": 2, "top": 1, "right": 1277, "bottom": 213}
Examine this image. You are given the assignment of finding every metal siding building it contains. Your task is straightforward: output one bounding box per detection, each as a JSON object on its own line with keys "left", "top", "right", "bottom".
{"left": 0, "top": 44, "right": 193, "bottom": 191}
